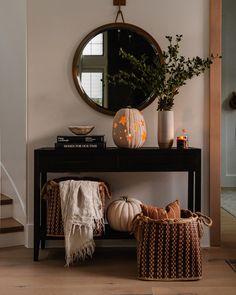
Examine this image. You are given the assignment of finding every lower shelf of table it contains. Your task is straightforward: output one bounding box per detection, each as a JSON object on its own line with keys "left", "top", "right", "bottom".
{"left": 44, "top": 224, "right": 134, "bottom": 240}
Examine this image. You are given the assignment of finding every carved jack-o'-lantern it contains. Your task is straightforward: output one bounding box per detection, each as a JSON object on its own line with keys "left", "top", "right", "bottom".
{"left": 112, "top": 108, "right": 147, "bottom": 148}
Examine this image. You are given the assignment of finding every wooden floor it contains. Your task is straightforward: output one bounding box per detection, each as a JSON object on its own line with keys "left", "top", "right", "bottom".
{"left": 0, "top": 209, "right": 235, "bottom": 295}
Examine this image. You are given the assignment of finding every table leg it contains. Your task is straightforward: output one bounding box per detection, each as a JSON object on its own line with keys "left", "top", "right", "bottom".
{"left": 188, "top": 171, "right": 194, "bottom": 211}
{"left": 195, "top": 168, "right": 201, "bottom": 212}
{"left": 34, "top": 153, "right": 40, "bottom": 261}
{"left": 194, "top": 149, "right": 202, "bottom": 212}
{"left": 41, "top": 172, "right": 47, "bottom": 250}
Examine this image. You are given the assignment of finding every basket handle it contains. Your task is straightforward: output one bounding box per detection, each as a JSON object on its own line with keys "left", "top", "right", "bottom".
{"left": 131, "top": 213, "right": 146, "bottom": 241}
{"left": 196, "top": 212, "right": 213, "bottom": 227}
{"left": 195, "top": 212, "right": 213, "bottom": 238}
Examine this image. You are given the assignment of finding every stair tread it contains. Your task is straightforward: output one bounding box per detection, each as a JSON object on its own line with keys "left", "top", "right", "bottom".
{"left": 0, "top": 218, "right": 24, "bottom": 233}
{"left": 0, "top": 194, "right": 13, "bottom": 205}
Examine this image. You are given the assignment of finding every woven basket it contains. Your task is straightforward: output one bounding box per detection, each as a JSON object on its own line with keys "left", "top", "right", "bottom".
{"left": 42, "top": 180, "right": 64, "bottom": 237}
{"left": 132, "top": 209, "right": 212, "bottom": 281}
{"left": 41, "top": 177, "right": 111, "bottom": 237}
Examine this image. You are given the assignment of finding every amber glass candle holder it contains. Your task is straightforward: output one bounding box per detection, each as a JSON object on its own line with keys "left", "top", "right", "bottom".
{"left": 177, "top": 136, "right": 188, "bottom": 149}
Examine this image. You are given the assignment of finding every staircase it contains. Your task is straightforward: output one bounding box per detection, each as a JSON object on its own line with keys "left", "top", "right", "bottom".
{"left": 0, "top": 193, "right": 24, "bottom": 247}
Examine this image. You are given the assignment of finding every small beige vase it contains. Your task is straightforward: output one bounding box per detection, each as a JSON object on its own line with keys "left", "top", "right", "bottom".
{"left": 158, "top": 110, "right": 174, "bottom": 148}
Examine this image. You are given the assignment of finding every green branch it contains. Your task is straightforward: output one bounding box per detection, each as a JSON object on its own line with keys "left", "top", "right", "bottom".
{"left": 108, "top": 35, "right": 219, "bottom": 111}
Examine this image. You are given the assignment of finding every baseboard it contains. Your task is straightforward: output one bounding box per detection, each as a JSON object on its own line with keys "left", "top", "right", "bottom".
{"left": 200, "top": 226, "right": 210, "bottom": 247}
{"left": 25, "top": 223, "right": 33, "bottom": 248}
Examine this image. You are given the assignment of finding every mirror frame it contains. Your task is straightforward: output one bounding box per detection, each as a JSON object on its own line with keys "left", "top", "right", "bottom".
{"left": 72, "top": 22, "right": 163, "bottom": 115}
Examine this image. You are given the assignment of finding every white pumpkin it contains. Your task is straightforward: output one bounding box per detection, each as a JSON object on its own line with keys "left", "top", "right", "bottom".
{"left": 112, "top": 108, "right": 147, "bottom": 148}
{"left": 106, "top": 196, "right": 142, "bottom": 232}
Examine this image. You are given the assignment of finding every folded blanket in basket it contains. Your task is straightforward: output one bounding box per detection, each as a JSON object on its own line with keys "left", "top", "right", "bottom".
{"left": 59, "top": 180, "right": 105, "bottom": 266}
{"left": 42, "top": 178, "right": 111, "bottom": 237}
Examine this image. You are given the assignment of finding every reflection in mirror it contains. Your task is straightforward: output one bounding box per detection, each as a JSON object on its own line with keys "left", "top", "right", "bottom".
{"left": 72, "top": 23, "right": 163, "bottom": 115}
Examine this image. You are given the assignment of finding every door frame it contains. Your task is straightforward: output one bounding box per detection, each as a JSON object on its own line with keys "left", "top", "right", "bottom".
{"left": 209, "top": 0, "right": 221, "bottom": 246}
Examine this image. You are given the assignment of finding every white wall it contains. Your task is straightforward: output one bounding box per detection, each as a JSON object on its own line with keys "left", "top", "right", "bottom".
{"left": 0, "top": 0, "right": 27, "bottom": 225}
{"left": 221, "top": 0, "right": 236, "bottom": 187}
{"left": 27, "top": 0, "right": 210, "bottom": 246}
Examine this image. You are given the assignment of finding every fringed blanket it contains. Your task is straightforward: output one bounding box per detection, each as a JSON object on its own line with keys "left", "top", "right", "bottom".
{"left": 59, "top": 180, "right": 105, "bottom": 266}
{"left": 42, "top": 178, "right": 111, "bottom": 237}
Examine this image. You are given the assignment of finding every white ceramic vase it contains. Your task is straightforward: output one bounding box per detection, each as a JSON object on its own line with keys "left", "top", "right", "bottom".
{"left": 158, "top": 110, "right": 174, "bottom": 148}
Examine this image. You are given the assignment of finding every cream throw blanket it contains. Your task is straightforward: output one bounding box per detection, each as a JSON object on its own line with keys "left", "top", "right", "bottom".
{"left": 59, "top": 180, "right": 104, "bottom": 266}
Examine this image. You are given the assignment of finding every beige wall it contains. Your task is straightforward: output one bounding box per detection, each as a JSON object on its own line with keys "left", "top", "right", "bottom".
{"left": 0, "top": 0, "right": 27, "bottom": 225}
{"left": 27, "top": 0, "right": 210, "bottom": 246}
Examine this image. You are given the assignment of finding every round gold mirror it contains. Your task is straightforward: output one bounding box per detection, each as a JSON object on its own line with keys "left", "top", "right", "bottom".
{"left": 72, "top": 23, "right": 163, "bottom": 115}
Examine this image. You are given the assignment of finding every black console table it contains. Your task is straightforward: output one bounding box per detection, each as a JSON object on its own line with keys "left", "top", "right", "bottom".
{"left": 34, "top": 147, "right": 201, "bottom": 261}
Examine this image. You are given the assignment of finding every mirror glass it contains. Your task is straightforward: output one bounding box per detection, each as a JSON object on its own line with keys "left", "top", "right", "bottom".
{"left": 72, "top": 23, "right": 163, "bottom": 115}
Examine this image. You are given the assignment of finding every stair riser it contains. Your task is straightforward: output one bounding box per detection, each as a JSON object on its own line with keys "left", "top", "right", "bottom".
{"left": 0, "top": 195, "right": 24, "bottom": 247}
{"left": 0, "top": 232, "right": 24, "bottom": 248}
{"left": 0, "top": 194, "right": 13, "bottom": 205}
{"left": 0, "top": 204, "right": 13, "bottom": 218}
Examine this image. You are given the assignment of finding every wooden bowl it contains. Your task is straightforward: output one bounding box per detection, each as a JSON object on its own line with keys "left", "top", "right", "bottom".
{"left": 68, "top": 125, "right": 94, "bottom": 135}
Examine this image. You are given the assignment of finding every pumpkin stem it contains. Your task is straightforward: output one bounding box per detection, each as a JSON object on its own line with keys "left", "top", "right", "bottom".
{"left": 121, "top": 196, "right": 128, "bottom": 202}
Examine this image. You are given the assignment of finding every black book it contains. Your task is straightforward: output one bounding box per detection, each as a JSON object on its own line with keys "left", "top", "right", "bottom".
{"left": 55, "top": 142, "right": 106, "bottom": 149}
{"left": 57, "top": 135, "right": 105, "bottom": 143}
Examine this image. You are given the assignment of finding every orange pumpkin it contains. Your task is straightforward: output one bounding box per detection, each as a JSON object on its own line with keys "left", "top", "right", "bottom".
{"left": 112, "top": 108, "right": 147, "bottom": 148}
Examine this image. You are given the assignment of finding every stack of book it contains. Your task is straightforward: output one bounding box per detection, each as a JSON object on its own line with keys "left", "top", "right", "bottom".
{"left": 55, "top": 135, "right": 106, "bottom": 149}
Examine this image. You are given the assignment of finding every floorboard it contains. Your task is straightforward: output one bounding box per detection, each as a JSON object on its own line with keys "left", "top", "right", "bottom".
{"left": 0, "top": 209, "right": 235, "bottom": 295}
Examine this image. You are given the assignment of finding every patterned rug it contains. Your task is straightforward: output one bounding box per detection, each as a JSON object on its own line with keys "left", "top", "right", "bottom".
{"left": 221, "top": 188, "right": 236, "bottom": 218}
{"left": 225, "top": 259, "right": 236, "bottom": 272}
